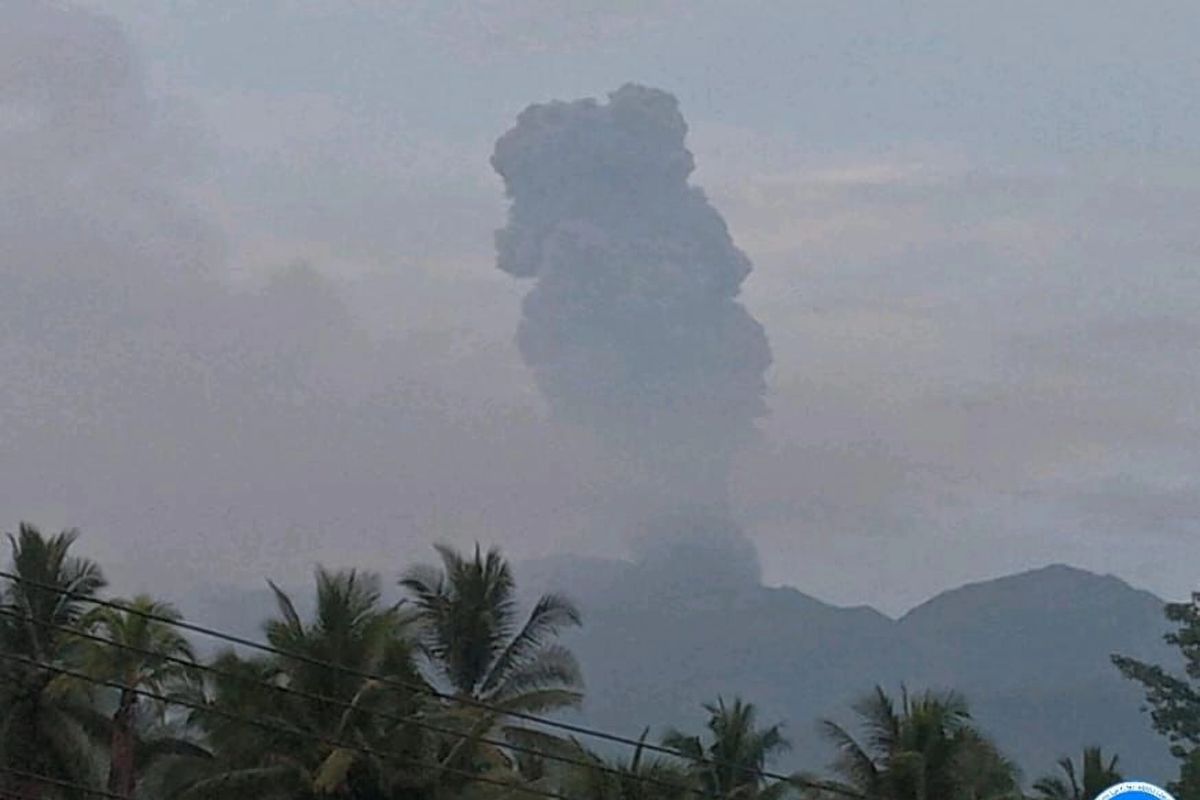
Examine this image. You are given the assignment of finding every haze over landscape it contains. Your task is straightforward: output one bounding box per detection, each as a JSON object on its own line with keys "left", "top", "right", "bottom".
{"left": 4, "top": 0, "right": 1198, "bottom": 614}
{"left": 3, "top": 1, "right": 1200, "bottom": 791}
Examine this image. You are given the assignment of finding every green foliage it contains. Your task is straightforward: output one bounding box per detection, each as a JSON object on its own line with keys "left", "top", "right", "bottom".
{"left": 564, "top": 729, "right": 694, "bottom": 800}
{"left": 1, "top": 522, "right": 1150, "bottom": 800}
{"left": 663, "top": 697, "right": 793, "bottom": 800}
{"left": 81, "top": 595, "right": 198, "bottom": 702}
{"left": 797, "top": 686, "right": 1020, "bottom": 800}
{"left": 177, "top": 567, "right": 434, "bottom": 800}
{"left": 1175, "top": 749, "right": 1200, "bottom": 800}
{"left": 0, "top": 523, "right": 108, "bottom": 799}
{"left": 401, "top": 543, "right": 584, "bottom": 790}
{"left": 400, "top": 543, "right": 583, "bottom": 708}
{"left": 1031, "top": 747, "right": 1122, "bottom": 800}
{"left": 81, "top": 595, "right": 203, "bottom": 798}
{"left": 1114, "top": 593, "right": 1200, "bottom": 796}
{"left": 1113, "top": 595, "right": 1200, "bottom": 755}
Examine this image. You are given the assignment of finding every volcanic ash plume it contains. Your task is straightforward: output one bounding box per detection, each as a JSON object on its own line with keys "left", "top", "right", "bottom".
{"left": 491, "top": 84, "right": 771, "bottom": 541}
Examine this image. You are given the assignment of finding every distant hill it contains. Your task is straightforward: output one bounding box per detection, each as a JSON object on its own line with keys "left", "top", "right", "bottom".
{"left": 185, "top": 557, "right": 1181, "bottom": 783}
{"left": 519, "top": 557, "right": 1179, "bottom": 783}
{"left": 896, "top": 564, "right": 1176, "bottom": 781}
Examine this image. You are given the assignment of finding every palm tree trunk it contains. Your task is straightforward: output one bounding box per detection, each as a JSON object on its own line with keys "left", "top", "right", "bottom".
{"left": 107, "top": 690, "right": 137, "bottom": 799}
{"left": 5, "top": 696, "right": 45, "bottom": 800}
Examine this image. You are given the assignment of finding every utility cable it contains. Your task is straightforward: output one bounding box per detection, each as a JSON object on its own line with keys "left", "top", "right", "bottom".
{"left": 0, "top": 570, "right": 798, "bottom": 786}
{"left": 0, "top": 606, "right": 714, "bottom": 799}
{"left": 0, "top": 651, "right": 575, "bottom": 800}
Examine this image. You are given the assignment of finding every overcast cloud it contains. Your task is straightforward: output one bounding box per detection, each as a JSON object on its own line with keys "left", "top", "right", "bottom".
{"left": 2, "top": 0, "right": 1197, "bottom": 615}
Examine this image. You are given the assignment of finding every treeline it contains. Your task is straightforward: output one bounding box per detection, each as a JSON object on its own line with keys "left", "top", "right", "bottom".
{"left": 0, "top": 523, "right": 1195, "bottom": 800}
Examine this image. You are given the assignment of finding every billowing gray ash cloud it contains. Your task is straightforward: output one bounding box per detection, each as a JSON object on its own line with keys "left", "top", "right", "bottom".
{"left": 491, "top": 84, "right": 771, "bottom": 580}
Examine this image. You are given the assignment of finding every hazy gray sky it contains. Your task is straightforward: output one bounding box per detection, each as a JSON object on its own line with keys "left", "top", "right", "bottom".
{"left": 3, "top": 0, "right": 1198, "bottom": 615}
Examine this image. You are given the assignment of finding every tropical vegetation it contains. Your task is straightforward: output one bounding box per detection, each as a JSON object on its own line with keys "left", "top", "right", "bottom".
{"left": 1, "top": 521, "right": 1193, "bottom": 799}
{"left": 1030, "top": 747, "right": 1122, "bottom": 800}
{"left": 795, "top": 686, "right": 1020, "bottom": 800}
{"left": 1114, "top": 593, "right": 1200, "bottom": 798}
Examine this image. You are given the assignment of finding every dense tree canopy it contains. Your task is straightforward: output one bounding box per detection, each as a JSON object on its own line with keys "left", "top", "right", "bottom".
{"left": 1115, "top": 594, "right": 1200, "bottom": 798}
{"left": 1031, "top": 747, "right": 1122, "bottom": 800}
{"left": 0, "top": 525, "right": 108, "bottom": 800}
{"left": 663, "top": 697, "right": 791, "bottom": 800}
{"left": 0, "top": 522, "right": 1166, "bottom": 800}
{"left": 796, "top": 686, "right": 1021, "bottom": 800}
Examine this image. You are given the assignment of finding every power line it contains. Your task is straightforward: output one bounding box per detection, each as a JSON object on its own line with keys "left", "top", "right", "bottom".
{"left": 0, "top": 651, "right": 576, "bottom": 800}
{"left": 0, "top": 606, "right": 714, "bottom": 800}
{"left": 0, "top": 766, "right": 124, "bottom": 800}
{"left": 0, "top": 569, "right": 798, "bottom": 786}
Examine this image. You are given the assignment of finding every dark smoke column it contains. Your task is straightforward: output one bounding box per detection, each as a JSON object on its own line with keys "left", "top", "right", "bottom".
{"left": 492, "top": 85, "right": 771, "bottom": 578}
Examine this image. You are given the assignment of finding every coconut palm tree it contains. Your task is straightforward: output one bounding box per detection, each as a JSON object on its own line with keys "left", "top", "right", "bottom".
{"left": 80, "top": 595, "right": 204, "bottom": 798}
{"left": 177, "top": 568, "right": 432, "bottom": 800}
{"left": 565, "top": 729, "right": 694, "bottom": 800}
{"left": 400, "top": 544, "right": 583, "bottom": 712}
{"left": 1032, "top": 747, "right": 1122, "bottom": 800}
{"left": 399, "top": 543, "right": 583, "bottom": 780}
{"left": 0, "top": 524, "right": 108, "bottom": 800}
{"left": 951, "top": 729, "right": 1022, "bottom": 800}
{"left": 797, "top": 686, "right": 1020, "bottom": 800}
{"left": 662, "top": 697, "right": 792, "bottom": 800}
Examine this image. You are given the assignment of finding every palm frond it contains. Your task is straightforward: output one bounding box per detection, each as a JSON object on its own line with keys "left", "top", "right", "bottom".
{"left": 818, "top": 719, "right": 879, "bottom": 790}
{"left": 492, "top": 687, "right": 583, "bottom": 714}
{"left": 133, "top": 734, "right": 212, "bottom": 771}
{"left": 266, "top": 580, "right": 304, "bottom": 636}
{"left": 852, "top": 686, "right": 899, "bottom": 755}
{"left": 480, "top": 592, "right": 581, "bottom": 695}
{"left": 175, "top": 764, "right": 304, "bottom": 800}
{"left": 486, "top": 644, "right": 583, "bottom": 703}
{"left": 1032, "top": 776, "right": 1072, "bottom": 800}
{"left": 661, "top": 731, "right": 705, "bottom": 762}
